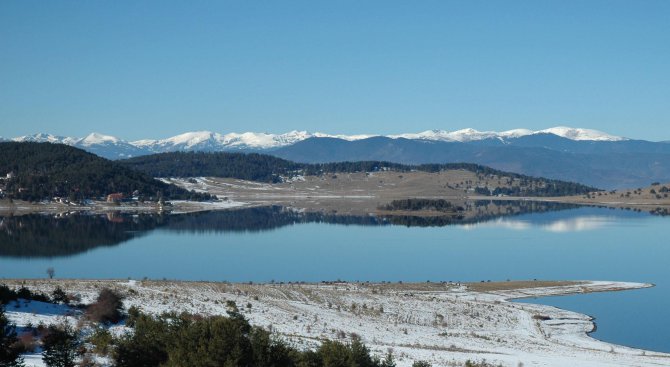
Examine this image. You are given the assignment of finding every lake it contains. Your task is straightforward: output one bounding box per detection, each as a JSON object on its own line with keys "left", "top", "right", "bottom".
{"left": 0, "top": 202, "right": 668, "bottom": 352}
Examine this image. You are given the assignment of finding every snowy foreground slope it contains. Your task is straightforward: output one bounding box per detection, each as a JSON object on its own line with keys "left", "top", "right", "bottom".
{"left": 5, "top": 280, "right": 669, "bottom": 367}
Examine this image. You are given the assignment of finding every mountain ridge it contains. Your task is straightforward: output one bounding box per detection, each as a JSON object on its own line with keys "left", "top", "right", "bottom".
{"left": 5, "top": 127, "right": 669, "bottom": 189}
{"left": 6, "top": 126, "right": 629, "bottom": 160}
{"left": 272, "top": 137, "right": 670, "bottom": 189}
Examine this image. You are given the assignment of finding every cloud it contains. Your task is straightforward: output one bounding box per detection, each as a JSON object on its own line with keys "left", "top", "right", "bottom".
{"left": 462, "top": 216, "right": 612, "bottom": 233}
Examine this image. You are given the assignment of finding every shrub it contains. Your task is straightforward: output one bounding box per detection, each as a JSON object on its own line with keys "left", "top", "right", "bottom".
{"left": 88, "top": 328, "right": 113, "bottom": 356}
{"left": 17, "top": 331, "right": 38, "bottom": 353}
{"left": 0, "top": 285, "right": 16, "bottom": 305}
{"left": 0, "top": 285, "right": 50, "bottom": 304}
{"left": 126, "top": 306, "right": 141, "bottom": 328}
{"left": 465, "top": 360, "right": 503, "bottom": 367}
{"left": 78, "top": 353, "right": 98, "bottom": 367}
{"left": 86, "top": 288, "right": 124, "bottom": 324}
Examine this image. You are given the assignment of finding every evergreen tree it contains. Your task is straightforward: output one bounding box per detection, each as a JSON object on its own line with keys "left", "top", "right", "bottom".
{"left": 379, "top": 352, "right": 396, "bottom": 367}
{"left": 0, "top": 306, "right": 24, "bottom": 367}
{"left": 51, "top": 287, "right": 68, "bottom": 304}
{"left": 41, "top": 324, "right": 79, "bottom": 367}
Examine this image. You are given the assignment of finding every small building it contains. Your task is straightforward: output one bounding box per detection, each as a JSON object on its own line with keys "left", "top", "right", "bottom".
{"left": 106, "top": 193, "right": 124, "bottom": 203}
{"left": 6, "top": 172, "right": 15, "bottom": 179}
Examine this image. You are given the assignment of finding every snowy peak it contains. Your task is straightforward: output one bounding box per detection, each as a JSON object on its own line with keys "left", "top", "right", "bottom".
{"left": 537, "top": 126, "right": 625, "bottom": 141}
{"left": 313, "top": 132, "right": 375, "bottom": 141}
{"left": 218, "top": 131, "right": 305, "bottom": 149}
{"left": 12, "top": 133, "right": 70, "bottom": 144}
{"left": 499, "top": 129, "right": 534, "bottom": 139}
{"left": 139, "top": 130, "right": 315, "bottom": 151}
{"left": 12, "top": 132, "right": 124, "bottom": 146}
{"left": 444, "top": 128, "right": 501, "bottom": 142}
{"left": 388, "top": 130, "right": 453, "bottom": 141}
{"left": 161, "top": 131, "right": 222, "bottom": 148}
{"left": 3, "top": 126, "right": 630, "bottom": 160}
{"left": 388, "top": 127, "right": 626, "bottom": 143}
{"left": 79, "top": 132, "right": 121, "bottom": 146}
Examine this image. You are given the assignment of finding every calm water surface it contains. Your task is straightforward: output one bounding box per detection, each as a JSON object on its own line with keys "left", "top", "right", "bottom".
{"left": 0, "top": 204, "right": 667, "bottom": 352}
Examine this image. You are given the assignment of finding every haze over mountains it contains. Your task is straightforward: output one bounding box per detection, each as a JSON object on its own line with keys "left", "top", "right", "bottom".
{"left": 4, "top": 127, "right": 670, "bottom": 189}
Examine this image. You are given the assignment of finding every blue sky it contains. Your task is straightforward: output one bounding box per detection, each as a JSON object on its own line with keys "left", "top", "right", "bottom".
{"left": 1, "top": 1, "right": 669, "bottom": 141}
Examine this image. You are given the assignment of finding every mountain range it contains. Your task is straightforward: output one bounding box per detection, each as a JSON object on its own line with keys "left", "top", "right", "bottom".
{"left": 3, "top": 127, "right": 670, "bottom": 189}
{"left": 4, "top": 126, "right": 626, "bottom": 157}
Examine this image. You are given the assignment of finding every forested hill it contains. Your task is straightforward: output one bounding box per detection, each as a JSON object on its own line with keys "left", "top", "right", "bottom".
{"left": 0, "top": 142, "right": 210, "bottom": 201}
{"left": 120, "top": 151, "right": 598, "bottom": 196}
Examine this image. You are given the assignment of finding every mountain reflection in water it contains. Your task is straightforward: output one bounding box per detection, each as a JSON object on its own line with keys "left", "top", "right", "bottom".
{"left": 0, "top": 201, "right": 582, "bottom": 258}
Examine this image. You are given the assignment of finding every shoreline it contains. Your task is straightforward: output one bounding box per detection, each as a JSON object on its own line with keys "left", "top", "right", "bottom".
{"left": 3, "top": 278, "right": 667, "bottom": 367}
{"left": 1, "top": 195, "right": 668, "bottom": 218}
{"left": 0, "top": 198, "right": 253, "bottom": 216}
{"left": 2, "top": 174, "right": 669, "bottom": 217}
{"left": 504, "top": 282, "right": 656, "bottom": 353}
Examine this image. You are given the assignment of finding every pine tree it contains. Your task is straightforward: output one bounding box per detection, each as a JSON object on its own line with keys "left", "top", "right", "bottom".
{"left": 41, "top": 324, "right": 79, "bottom": 367}
{"left": 51, "top": 287, "right": 68, "bottom": 304}
{"left": 380, "top": 351, "right": 396, "bottom": 367}
{"left": 0, "top": 306, "right": 24, "bottom": 367}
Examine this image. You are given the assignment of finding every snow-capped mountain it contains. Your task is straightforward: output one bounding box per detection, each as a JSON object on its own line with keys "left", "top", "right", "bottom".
{"left": 13, "top": 133, "right": 80, "bottom": 145}
{"left": 5, "top": 127, "right": 670, "bottom": 189}
{"left": 387, "top": 127, "right": 626, "bottom": 143}
{"left": 536, "top": 127, "right": 626, "bottom": 141}
{"left": 6, "top": 126, "right": 630, "bottom": 160}
{"left": 11, "top": 132, "right": 147, "bottom": 158}
{"left": 78, "top": 132, "right": 122, "bottom": 146}
{"left": 132, "top": 130, "right": 314, "bottom": 152}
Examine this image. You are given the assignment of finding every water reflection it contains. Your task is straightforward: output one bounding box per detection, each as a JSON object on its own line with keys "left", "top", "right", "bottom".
{"left": 466, "top": 215, "right": 613, "bottom": 232}
{"left": 0, "top": 201, "right": 666, "bottom": 353}
{"left": 0, "top": 201, "right": 619, "bottom": 258}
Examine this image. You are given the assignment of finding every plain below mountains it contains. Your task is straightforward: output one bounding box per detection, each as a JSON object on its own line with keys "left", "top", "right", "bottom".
{"left": 5, "top": 127, "right": 670, "bottom": 189}
{"left": 120, "top": 151, "right": 597, "bottom": 197}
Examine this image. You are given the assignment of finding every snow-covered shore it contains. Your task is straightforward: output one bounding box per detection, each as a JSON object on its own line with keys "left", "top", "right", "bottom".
{"left": 4, "top": 279, "right": 668, "bottom": 367}
{"left": 0, "top": 197, "right": 250, "bottom": 215}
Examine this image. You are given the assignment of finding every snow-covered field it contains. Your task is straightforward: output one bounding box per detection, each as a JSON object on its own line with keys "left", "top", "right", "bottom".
{"left": 4, "top": 279, "right": 668, "bottom": 367}
{"left": 167, "top": 199, "right": 248, "bottom": 213}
